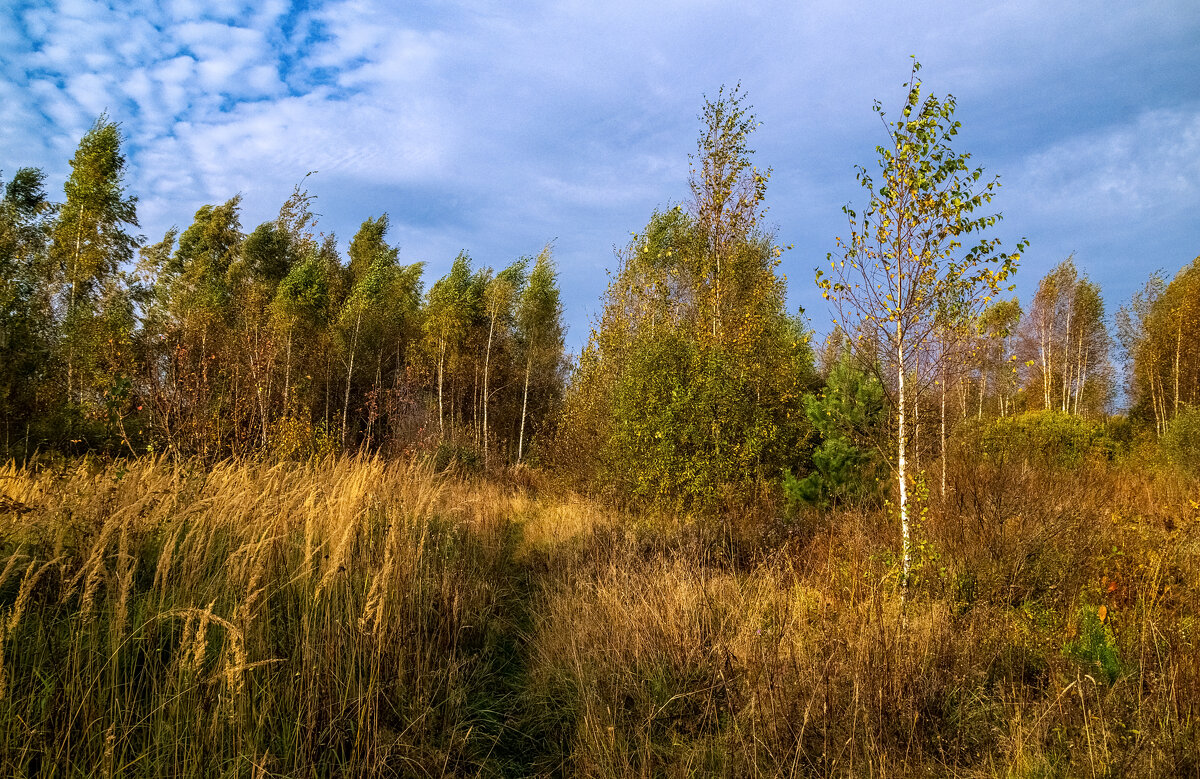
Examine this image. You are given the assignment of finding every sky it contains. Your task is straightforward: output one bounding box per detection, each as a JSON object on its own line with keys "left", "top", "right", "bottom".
{"left": 3, "top": 0, "right": 1199, "bottom": 352}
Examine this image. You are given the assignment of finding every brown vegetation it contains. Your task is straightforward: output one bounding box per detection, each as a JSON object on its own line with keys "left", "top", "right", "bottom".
{"left": 0, "top": 450, "right": 1196, "bottom": 776}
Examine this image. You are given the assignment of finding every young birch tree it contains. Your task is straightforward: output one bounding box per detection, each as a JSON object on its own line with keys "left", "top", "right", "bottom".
{"left": 816, "top": 60, "right": 1023, "bottom": 591}
{"left": 514, "top": 245, "right": 564, "bottom": 462}
{"left": 481, "top": 258, "right": 528, "bottom": 466}
{"left": 50, "top": 115, "right": 140, "bottom": 409}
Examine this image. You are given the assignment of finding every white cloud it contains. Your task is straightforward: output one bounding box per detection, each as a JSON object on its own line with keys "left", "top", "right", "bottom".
{"left": 1015, "top": 108, "right": 1200, "bottom": 221}
{"left": 4, "top": 0, "right": 1198, "bottom": 346}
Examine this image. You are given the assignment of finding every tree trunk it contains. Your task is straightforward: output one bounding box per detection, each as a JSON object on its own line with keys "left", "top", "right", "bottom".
{"left": 1040, "top": 321, "right": 1052, "bottom": 411}
{"left": 341, "top": 313, "right": 361, "bottom": 447}
{"left": 66, "top": 207, "right": 86, "bottom": 404}
{"left": 251, "top": 326, "right": 269, "bottom": 447}
{"left": 897, "top": 328, "right": 910, "bottom": 598}
{"left": 1080, "top": 316, "right": 1089, "bottom": 412}
{"left": 518, "top": 352, "right": 532, "bottom": 462}
{"left": 366, "top": 349, "right": 382, "bottom": 448}
{"left": 940, "top": 366, "right": 947, "bottom": 499}
{"left": 1074, "top": 344, "right": 1090, "bottom": 416}
{"left": 913, "top": 393, "right": 920, "bottom": 472}
{"left": 978, "top": 372, "right": 987, "bottom": 419}
{"left": 1174, "top": 314, "right": 1182, "bottom": 417}
{"left": 1065, "top": 303, "right": 1075, "bottom": 412}
{"left": 483, "top": 313, "right": 495, "bottom": 468}
{"left": 437, "top": 338, "right": 446, "bottom": 434}
{"left": 283, "top": 324, "right": 293, "bottom": 413}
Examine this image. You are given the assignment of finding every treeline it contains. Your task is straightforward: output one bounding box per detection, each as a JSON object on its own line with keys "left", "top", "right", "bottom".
{"left": 0, "top": 119, "right": 565, "bottom": 463}
{"left": 2, "top": 89, "right": 1198, "bottom": 498}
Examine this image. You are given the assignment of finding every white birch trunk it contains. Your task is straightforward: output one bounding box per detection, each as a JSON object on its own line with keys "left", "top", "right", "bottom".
{"left": 341, "top": 313, "right": 361, "bottom": 446}
{"left": 897, "top": 328, "right": 910, "bottom": 596}
{"left": 518, "top": 353, "right": 531, "bottom": 463}
{"left": 483, "top": 313, "right": 494, "bottom": 468}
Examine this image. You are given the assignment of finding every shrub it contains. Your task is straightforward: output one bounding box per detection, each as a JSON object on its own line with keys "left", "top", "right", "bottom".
{"left": 1066, "top": 604, "right": 1123, "bottom": 685}
{"left": 975, "top": 410, "right": 1116, "bottom": 467}
{"left": 1161, "top": 405, "right": 1200, "bottom": 473}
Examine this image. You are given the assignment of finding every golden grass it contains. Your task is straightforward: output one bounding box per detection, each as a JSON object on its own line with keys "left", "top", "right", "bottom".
{"left": 0, "top": 455, "right": 1197, "bottom": 776}
{"left": 0, "top": 456, "right": 526, "bottom": 776}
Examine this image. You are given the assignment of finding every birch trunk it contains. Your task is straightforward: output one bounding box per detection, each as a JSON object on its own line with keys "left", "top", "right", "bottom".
{"left": 897, "top": 328, "right": 910, "bottom": 596}
{"left": 341, "top": 313, "right": 361, "bottom": 446}
{"left": 483, "top": 313, "right": 495, "bottom": 468}
{"left": 1174, "top": 315, "right": 1182, "bottom": 416}
{"left": 940, "top": 367, "right": 947, "bottom": 498}
{"left": 437, "top": 338, "right": 446, "bottom": 434}
{"left": 518, "top": 353, "right": 531, "bottom": 462}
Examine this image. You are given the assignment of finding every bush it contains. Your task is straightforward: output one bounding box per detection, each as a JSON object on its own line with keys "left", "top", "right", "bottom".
{"left": 974, "top": 410, "right": 1116, "bottom": 467}
{"left": 430, "top": 439, "right": 482, "bottom": 472}
{"left": 1161, "top": 405, "right": 1200, "bottom": 473}
{"left": 1066, "top": 604, "right": 1123, "bottom": 685}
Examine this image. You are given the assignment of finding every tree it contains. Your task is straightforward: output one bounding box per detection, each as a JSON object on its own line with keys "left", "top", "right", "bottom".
{"left": 169, "top": 197, "right": 244, "bottom": 333}
{"left": 785, "top": 352, "right": 886, "bottom": 510}
{"left": 1019, "top": 257, "right": 1113, "bottom": 417}
{"left": 481, "top": 258, "right": 527, "bottom": 466}
{"left": 973, "top": 297, "right": 1022, "bottom": 418}
{"left": 423, "top": 253, "right": 481, "bottom": 434}
{"left": 1117, "top": 271, "right": 1166, "bottom": 432}
{"left": 347, "top": 214, "right": 391, "bottom": 284}
{"left": 273, "top": 248, "right": 332, "bottom": 415}
{"left": 560, "top": 87, "right": 815, "bottom": 506}
{"left": 334, "top": 215, "right": 424, "bottom": 447}
{"left": 0, "top": 167, "right": 54, "bottom": 447}
{"left": 816, "top": 60, "right": 1024, "bottom": 589}
{"left": 370, "top": 259, "right": 424, "bottom": 446}
{"left": 514, "top": 245, "right": 564, "bottom": 462}
{"left": 689, "top": 83, "right": 770, "bottom": 339}
{"left": 49, "top": 115, "right": 141, "bottom": 409}
{"left": 1121, "top": 258, "right": 1200, "bottom": 433}
{"left": 243, "top": 220, "right": 295, "bottom": 290}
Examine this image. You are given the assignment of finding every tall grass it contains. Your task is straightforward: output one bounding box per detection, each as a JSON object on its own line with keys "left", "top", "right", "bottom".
{"left": 0, "top": 457, "right": 525, "bottom": 776}
{"left": 518, "top": 452, "right": 1200, "bottom": 776}
{"left": 0, "top": 454, "right": 1197, "bottom": 776}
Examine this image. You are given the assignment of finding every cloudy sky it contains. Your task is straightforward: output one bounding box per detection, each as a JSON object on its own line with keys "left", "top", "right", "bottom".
{"left": 3, "top": 0, "right": 1198, "bottom": 349}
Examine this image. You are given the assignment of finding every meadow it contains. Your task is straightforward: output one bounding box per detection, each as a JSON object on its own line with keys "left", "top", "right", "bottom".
{"left": 0, "top": 447, "right": 1196, "bottom": 777}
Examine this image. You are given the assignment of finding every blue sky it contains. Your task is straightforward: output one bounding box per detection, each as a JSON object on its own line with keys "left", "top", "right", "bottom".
{"left": 3, "top": 0, "right": 1198, "bottom": 351}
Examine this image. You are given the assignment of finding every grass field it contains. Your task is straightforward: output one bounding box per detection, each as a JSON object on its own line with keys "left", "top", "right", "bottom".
{"left": 0, "top": 454, "right": 1197, "bottom": 776}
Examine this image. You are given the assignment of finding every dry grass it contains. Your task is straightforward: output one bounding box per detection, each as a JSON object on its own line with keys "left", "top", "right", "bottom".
{"left": 0, "top": 456, "right": 526, "bottom": 776}
{"left": 518, "top": 453, "right": 1200, "bottom": 777}
{"left": 0, "top": 454, "right": 1197, "bottom": 776}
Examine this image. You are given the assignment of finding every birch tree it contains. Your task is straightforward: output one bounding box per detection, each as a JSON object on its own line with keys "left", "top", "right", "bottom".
{"left": 0, "top": 168, "right": 53, "bottom": 442}
{"left": 49, "top": 115, "right": 140, "bottom": 408}
{"left": 816, "top": 60, "right": 1023, "bottom": 591}
{"left": 481, "top": 258, "right": 527, "bottom": 466}
{"left": 974, "top": 297, "right": 1022, "bottom": 418}
{"left": 423, "top": 253, "right": 479, "bottom": 434}
{"left": 1123, "top": 258, "right": 1200, "bottom": 432}
{"left": 560, "top": 87, "right": 814, "bottom": 505}
{"left": 1019, "top": 258, "right": 1112, "bottom": 417}
{"left": 514, "top": 245, "right": 564, "bottom": 462}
